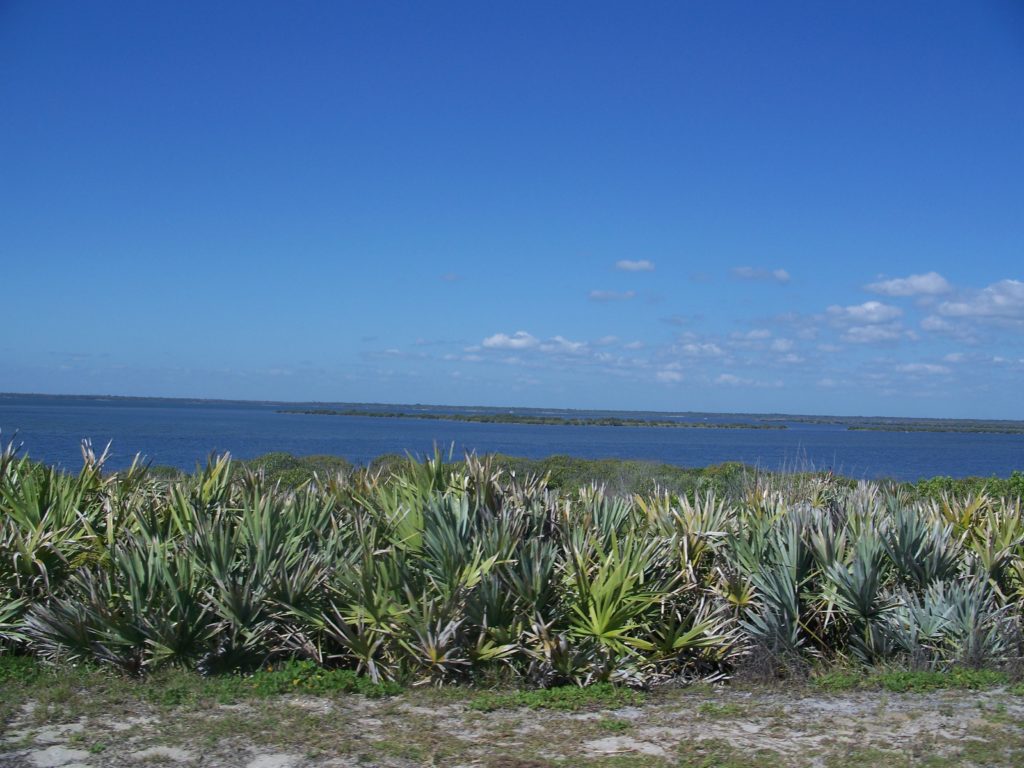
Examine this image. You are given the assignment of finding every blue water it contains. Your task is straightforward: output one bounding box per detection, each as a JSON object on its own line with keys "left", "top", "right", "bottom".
{"left": 1, "top": 395, "right": 1023, "bottom": 481}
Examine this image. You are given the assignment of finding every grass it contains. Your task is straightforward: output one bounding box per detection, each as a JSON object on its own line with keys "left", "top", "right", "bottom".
{"left": 697, "top": 701, "right": 748, "bottom": 717}
{"left": 676, "top": 738, "right": 772, "bottom": 768}
{"left": 0, "top": 655, "right": 400, "bottom": 716}
{"left": 812, "top": 666, "right": 1012, "bottom": 693}
{"left": 468, "top": 683, "right": 645, "bottom": 712}
{"left": 236, "top": 660, "right": 401, "bottom": 698}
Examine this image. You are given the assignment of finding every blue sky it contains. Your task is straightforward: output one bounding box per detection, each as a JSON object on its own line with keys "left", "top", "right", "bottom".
{"left": 2, "top": 1, "right": 1023, "bottom": 418}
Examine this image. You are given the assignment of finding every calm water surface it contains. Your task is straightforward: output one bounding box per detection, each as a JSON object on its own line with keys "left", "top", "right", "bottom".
{"left": 1, "top": 395, "right": 1022, "bottom": 481}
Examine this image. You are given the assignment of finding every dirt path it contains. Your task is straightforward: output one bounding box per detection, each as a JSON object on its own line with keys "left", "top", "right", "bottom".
{"left": 2, "top": 686, "right": 1023, "bottom": 767}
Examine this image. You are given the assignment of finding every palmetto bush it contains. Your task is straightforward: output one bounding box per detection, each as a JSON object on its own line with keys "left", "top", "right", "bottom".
{"left": 2, "top": 438, "right": 1023, "bottom": 684}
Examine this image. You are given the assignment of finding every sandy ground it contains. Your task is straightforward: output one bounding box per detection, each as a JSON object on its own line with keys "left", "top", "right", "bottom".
{"left": 2, "top": 686, "right": 1024, "bottom": 767}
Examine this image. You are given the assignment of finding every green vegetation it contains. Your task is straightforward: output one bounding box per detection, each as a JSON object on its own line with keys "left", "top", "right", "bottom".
{"left": 235, "top": 451, "right": 352, "bottom": 487}
{"left": 847, "top": 419, "right": 1024, "bottom": 434}
{"left": 469, "top": 682, "right": 643, "bottom": 712}
{"left": 812, "top": 666, "right": 1011, "bottom": 693}
{"left": 0, "top": 654, "right": 396, "bottom": 713}
{"left": 907, "top": 470, "right": 1024, "bottom": 502}
{"left": 280, "top": 403, "right": 1024, "bottom": 435}
{"left": 280, "top": 408, "right": 787, "bottom": 429}
{"left": 230, "top": 450, "right": 1022, "bottom": 505}
{"left": 2, "top": 438, "right": 1023, "bottom": 694}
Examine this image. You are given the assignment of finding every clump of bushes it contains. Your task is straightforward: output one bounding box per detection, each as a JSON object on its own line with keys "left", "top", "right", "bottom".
{"left": 1, "top": 439, "right": 1022, "bottom": 689}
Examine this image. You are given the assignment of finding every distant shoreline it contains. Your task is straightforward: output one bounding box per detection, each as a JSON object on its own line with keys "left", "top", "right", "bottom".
{"left": 277, "top": 408, "right": 787, "bottom": 430}
{"left": 3, "top": 392, "right": 1023, "bottom": 432}
{"left": 849, "top": 424, "right": 1024, "bottom": 435}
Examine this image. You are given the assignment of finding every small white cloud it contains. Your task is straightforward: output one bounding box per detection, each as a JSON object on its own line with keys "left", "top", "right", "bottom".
{"left": 623, "top": 340, "right": 645, "bottom": 350}
{"left": 594, "top": 335, "right": 619, "bottom": 346}
{"left": 817, "top": 377, "right": 838, "bottom": 388}
{"left": 942, "top": 352, "right": 965, "bottom": 363}
{"left": 938, "top": 279, "right": 1024, "bottom": 320}
{"left": 841, "top": 324, "right": 904, "bottom": 344}
{"left": 770, "top": 338, "right": 794, "bottom": 352}
{"left": 482, "top": 331, "right": 539, "bottom": 350}
{"left": 796, "top": 326, "right": 819, "bottom": 341}
{"left": 779, "top": 353, "right": 804, "bottom": 364}
{"left": 713, "top": 373, "right": 782, "bottom": 387}
{"left": 680, "top": 342, "right": 724, "bottom": 357}
{"left": 539, "top": 336, "right": 588, "bottom": 355}
{"left": 921, "top": 315, "right": 953, "bottom": 332}
{"left": 589, "top": 289, "right": 637, "bottom": 302}
{"left": 731, "top": 266, "right": 791, "bottom": 283}
{"left": 827, "top": 301, "right": 903, "bottom": 325}
{"left": 865, "top": 271, "right": 952, "bottom": 297}
{"left": 897, "top": 363, "right": 950, "bottom": 375}
{"left": 656, "top": 370, "right": 684, "bottom": 383}
{"left": 730, "top": 329, "right": 772, "bottom": 340}
{"left": 818, "top": 343, "right": 842, "bottom": 353}
{"left": 615, "top": 259, "right": 655, "bottom": 272}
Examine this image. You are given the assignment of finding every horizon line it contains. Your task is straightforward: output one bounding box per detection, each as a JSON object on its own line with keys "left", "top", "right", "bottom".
{"left": 2, "top": 391, "right": 1022, "bottom": 425}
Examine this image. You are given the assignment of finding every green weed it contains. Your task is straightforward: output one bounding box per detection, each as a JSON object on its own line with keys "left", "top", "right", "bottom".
{"left": 469, "top": 683, "right": 644, "bottom": 712}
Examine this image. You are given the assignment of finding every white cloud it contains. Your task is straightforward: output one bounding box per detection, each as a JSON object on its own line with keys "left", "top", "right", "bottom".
{"left": 795, "top": 326, "right": 819, "bottom": 341}
{"left": 827, "top": 301, "right": 903, "bottom": 324}
{"left": 615, "top": 259, "right": 655, "bottom": 272}
{"left": 770, "top": 338, "right": 794, "bottom": 352}
{"left": 711, "top": 373, "right": 783, "bottom": 387}
{"left": 938, "top": 279, "right": 1024, "bottom": 320}
{"left": 841, "top": 324, "right": 904, "bottom": 344}
{"left": 623, "top": 340, "right": 645, "bottom": 350}
{"left": 595, "top": 335, "right": 619, "bottom": 346}
{"left": 482, "top": 331, "right": 538, "bottom": 350}
{"left": 865, "top": 271, "right": 952, "bottom": 297}
{"left": 589, "top": 289, "right": 637, "bottom": 302}
{"left": 920, "top": 314, "right": 978, "bottom": 342}
{"left": 539, "top": 336, "right": 588, "bottom": 355}
{"left": 730, "top": 329, "right": 772, "bottom": 341}
{"left": 656, "top": 370, "right": 684, "bottom": 383}
{"left": 679, "top": 342, "right": 724, "bottom": 357}
{"left": 897, "top": 363, "right": 950, "bottom": 375}
{"left": 942, "top": 352, "right": 965, "bottom": 363}
{"left": 731, "top": 266, "right": 791, "bottom": 283}
{"left": 921, "top": 315, "right": 953, "bottom": 332}
{"left": 817, "top": 377, "right": 838, "bottom": 388}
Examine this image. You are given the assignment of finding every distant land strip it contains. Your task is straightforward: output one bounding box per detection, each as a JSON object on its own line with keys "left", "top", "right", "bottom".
{"left": 278, "top": 409, "right": 787, "bottom": 429}
{"left": 848, "top": 424, "right": 1024, "bottom": 434}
